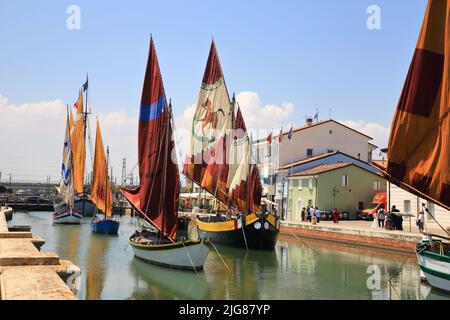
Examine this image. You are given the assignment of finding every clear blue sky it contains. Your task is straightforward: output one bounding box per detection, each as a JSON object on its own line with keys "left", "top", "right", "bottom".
{"left": 0, "top": 0, "right": 427, "bottom": 128}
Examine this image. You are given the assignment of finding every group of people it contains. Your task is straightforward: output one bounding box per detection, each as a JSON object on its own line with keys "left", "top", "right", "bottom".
{"left": 301, "top": 206, "right": 321, "bottom": 223}
{"left": 301, "top": 206, "right": 341, "bottom": 224}
{"left": 373, "top": 205, "right": 403, "bottom": 230}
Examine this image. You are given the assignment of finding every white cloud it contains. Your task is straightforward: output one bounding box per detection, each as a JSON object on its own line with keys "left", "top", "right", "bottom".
{"left": 173, "top": 91, "right": 296, "bottom": 160}
{"left": 236, "top": 91, "right": 295, "bottom": 135}
{"left": 0, "top": 95, "right": 139, "bottom": 184}
{"left": 339, "top": 119, "right": 391, "bottom": 158}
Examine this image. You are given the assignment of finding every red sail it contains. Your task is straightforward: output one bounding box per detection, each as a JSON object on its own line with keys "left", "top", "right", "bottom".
{"left": 121, "top": 37, "right": 180, "bottom": 241}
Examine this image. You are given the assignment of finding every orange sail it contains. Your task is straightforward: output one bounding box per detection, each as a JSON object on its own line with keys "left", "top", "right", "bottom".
{"left": 72, "top": 89, "right": 86, "bottom": 194}
{"left": 387, "top": 0, "right": 450, "bottom": 210}
{"left": 90, "top": 119, "right": 112, "bottom": 217}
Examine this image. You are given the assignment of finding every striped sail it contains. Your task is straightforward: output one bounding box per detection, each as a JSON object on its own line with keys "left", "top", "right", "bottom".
{"left": 227, "top": 107, "right": 262, "bottom": 213}
{"left": 59, "top": 112, "right": 74, "bottom": 208}
{"left": 387, "top": 0, "right": 450, "bottom": 210}
{"left": 121, "top": 37, "right": 180, "bottom": 241}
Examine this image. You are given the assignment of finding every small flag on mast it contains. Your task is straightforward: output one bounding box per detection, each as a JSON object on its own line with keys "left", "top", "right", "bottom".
{"left": 278, "top": 127, "right": 284, "bottom": 143}
{"left": 267, "top": 130, "right": 272, "bottom": 145}
{"left": 288, "top": 124, "right": 293, "bottom": 140}
{"left": 82, "top": 77, "right": 89, "bottom": 92}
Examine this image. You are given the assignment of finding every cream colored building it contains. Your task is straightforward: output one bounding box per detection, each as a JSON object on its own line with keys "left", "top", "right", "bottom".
{"left": 388, "top": 182, "right": 450, "bottom": 230}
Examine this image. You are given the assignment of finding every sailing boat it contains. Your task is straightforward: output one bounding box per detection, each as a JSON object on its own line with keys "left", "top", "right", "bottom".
{"left": 386, "top": 0, "right": 450, "bottom": 292}
{"left": 53, "top": 107, "right": 83, "bottom": 224}
{"left": 183, "top": 41, "right": 280, "bottom": 250}
{"left": 120, "top": 37, "right": 209, "bottom": 270}
{"left": 90, "top": 119, "right": 120, "bottom": 235}
{"left": 72, "top": 80, "right": 97, "bottom": 217}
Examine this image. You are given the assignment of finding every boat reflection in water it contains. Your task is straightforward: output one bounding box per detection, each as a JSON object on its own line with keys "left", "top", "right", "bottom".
{"left": 128, "top": 258, "right": 211, "bottom": 300}
{"left": 203, "top": 244, "right": 279, "bottom": 300}
{"left": 85, "top": 233, "right": 110, "bottom": 300}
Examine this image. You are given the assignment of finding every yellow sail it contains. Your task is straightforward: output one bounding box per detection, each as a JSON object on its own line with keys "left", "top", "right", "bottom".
{"left": 386, "top": 0, "right": 450, "bottom": 210}
{"left": 90, "top": 119, "right": 112, "bottom": 217}
{"left": 72, "top": 89, "right": 86, "bottom": 194}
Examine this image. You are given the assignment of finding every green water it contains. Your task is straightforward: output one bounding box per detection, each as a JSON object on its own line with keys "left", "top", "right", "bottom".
{"left": 9, "top": 211, "right": 450, "bottom": 300}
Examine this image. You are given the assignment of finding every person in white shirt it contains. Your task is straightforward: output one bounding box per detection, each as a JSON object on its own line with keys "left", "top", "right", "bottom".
{"left": 417, "top": 211, "right": 425, "bottom": 233}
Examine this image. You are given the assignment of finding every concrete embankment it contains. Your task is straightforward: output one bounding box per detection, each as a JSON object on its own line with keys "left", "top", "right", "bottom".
{"left": 0, "top": 209, "right": 79, "bottom": 300}
{"left": 281, "top": 221, "right": 423, "bottom": 253}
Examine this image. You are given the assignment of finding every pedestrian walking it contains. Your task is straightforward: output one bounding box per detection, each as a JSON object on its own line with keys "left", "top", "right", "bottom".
{"left": 315, "top": 207, "right": 321, "bottom": 223}
{"left": 301, "top": 207, "right": 307, "bottom": 222}
{"left": 391, "top": 205, "right": 402, "bottom": 230}
{"left": 377, "top": 205, "right": 385, "bottom": 228}
{"left": 332, "top": 208, "right": 339, "bottom": 224}
{"left": 385, "top": 212, "right": 393, "bottom": 230}
{"left": 416, "top": 210, "right": 425, "bottom": 233}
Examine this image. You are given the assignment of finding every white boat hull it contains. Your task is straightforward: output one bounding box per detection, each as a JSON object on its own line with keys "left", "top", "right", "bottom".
{"left": 417, "top": 252, "right": 450, "bottom": 292}
{"left": 131, "top": 241, "right": 210, "bottom": 270}
{"left": 53, "top": 209, "right": 82, "bottom": 224}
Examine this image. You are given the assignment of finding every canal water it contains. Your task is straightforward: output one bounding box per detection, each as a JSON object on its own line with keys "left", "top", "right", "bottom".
{"left": 10, "top": 211, "right": 450, "bottom": 300}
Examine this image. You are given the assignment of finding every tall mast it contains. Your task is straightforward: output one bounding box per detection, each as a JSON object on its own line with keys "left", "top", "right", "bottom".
{"left": 83, "top": 74, "right": 90, "bottom": 187}
{"left": 66, "top": 104, "right": 75, "bottom": 208}
{"left": 160, "top": 101, "right": 171, "bottom": 241}
{"left": 246, "top": 133, "right": 252, "bottom": 215}
{"left": 105, "top": 146, "right": 109, "bottom": 220}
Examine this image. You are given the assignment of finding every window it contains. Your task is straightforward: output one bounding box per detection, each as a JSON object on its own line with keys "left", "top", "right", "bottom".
{"left": 309, "top": 178, "right": 314, "bottom": 189}
{"left": 374, "top": 181, "right": 381, "bottom": 191}
{"left": 298, "top": 179, "right": 303, "bottom": 190}
{"left": 307, "top": 148, "right": 313, "bottom": 157}
{"left": 358, "top": 153, "right": 361, "bottom": 160}
{"left": 358, "top": 202, "right": 364, "bottom": 210}
{"left": 292, "top": 179, "right": 298, "bottom": 188}
{"left": 427, "top": 201, "right": 435, "bottom": 220}
{"left": 342, "top": 174, "right": 349, "bottom": 186}
{"left": 329, "top": 130, "right": 333, "bottom": 134}
{"left": 302, "top": 179, "right": 309, "bottom": 189}
{"left": 404, "top": 200, "right": 411, "bottom": 213}
{"left": 368, "top": 152, "right": 372, "bottom": 163}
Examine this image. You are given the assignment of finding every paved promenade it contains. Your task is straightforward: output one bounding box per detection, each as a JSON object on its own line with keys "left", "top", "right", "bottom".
{"left": 0, "top": 208, "right": 79, "bottom": 300}
{"left": 281, "top": 219, "right": 449, "bottom": 253}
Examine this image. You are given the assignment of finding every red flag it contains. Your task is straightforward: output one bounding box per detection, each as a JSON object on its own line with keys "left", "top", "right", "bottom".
{"left": 267, "top": 131, "right": 272, "bottom": 145}
{"left": 278, "top": 127, "right": 284, "bottom": 143}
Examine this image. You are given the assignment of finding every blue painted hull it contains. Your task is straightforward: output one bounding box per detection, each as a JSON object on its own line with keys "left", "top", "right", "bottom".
{"left": 91, "top": 219, "right": 120, "bottom": 235}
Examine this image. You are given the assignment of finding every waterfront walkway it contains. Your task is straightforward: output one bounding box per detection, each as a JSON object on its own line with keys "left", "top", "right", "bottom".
{"left": 281, "top": 220, "right": 448, "bottom": 253}
{"left": 0, "top": 209, "right": 78, "bottom": 300}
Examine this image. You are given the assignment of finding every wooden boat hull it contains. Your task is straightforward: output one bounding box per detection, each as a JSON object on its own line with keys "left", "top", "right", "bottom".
{"left": 91, "top": 219, "right": 120, "bottom": 235}
{"left": 131, "top": 240, "right": 210, "bottom": 270}
{"left": 74, "top": 197, "right": 97, "bottom": 217}
{"left": 53, "top": 209, "right": 82, "bottom": 224}
{"left": 416, "top": 240, "right": 450, "bottom": 292}
{"left": 197, "top": 213, "right": 280, "bottom": 250}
